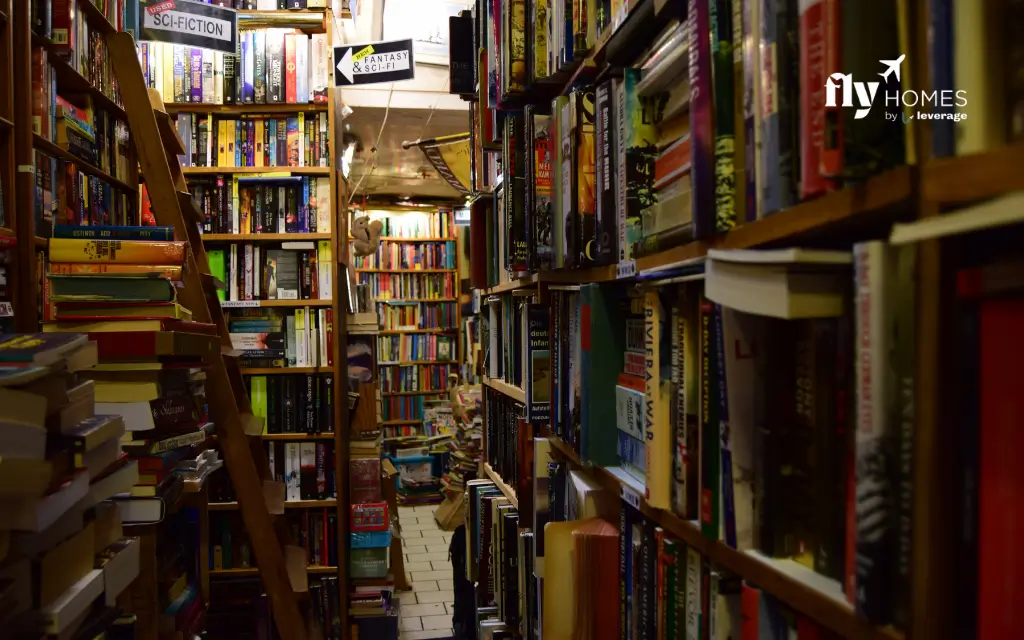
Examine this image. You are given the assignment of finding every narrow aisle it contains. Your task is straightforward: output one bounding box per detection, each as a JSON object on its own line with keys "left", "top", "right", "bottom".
{"left": 396, "top": 506, "right": 455, "bottom": 639}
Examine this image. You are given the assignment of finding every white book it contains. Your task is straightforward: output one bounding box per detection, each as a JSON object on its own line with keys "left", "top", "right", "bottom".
{"left": 243, "top": 244, "right": 254, "bottom": 300}
{"left": 305, "top": 306, "right": 313, "bottom": 366}
{"left": 685, "top": 547, "right": 702, "bottom": 640}
{"left": 319, "top": 309, "right": 328, "bottom": 366}
{"left": 214, "top": 51, "right": 224, "bottom": 105}
{"left": 202, "top": 49, "right": 215, "bottom": 103}
{"left": 316, "top": 177, "right": 330, "bottom": 228}
{"left": 285, "top": 442, "right": 301, "bottom": 501}
{"left": 36, "top": 568, "right": 104, "bottom": 635}
{"left": 295, "top": 309, "right": 307, "bottom": 367}
{"left": 286, "top": 316, "right": 297, "bottom": 366}
{"left": 311, "top": 33, "right": 328, "bottom": 102}
{"left": 229, "top": 245, "right": 239, "bottom": 301}
{"left": 295, "top": 33, "right": 308, "bottom": 104}
{"left": 307, "top": 39, "right": 315, "bottom": 101}
{"left": 267, "top": 441, "right": 276, "bottom": 477}
{"left": 299, "top": 443, "right": 315, "bottom": 497}
{"left": 257, "top": 0, "right": 276, "bottom": 8}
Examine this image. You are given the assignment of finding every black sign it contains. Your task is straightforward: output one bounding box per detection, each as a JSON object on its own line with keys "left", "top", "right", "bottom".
{"left": 333, "top": 39, "right": 416, "bottom": 87}
{"left": 448, "top": 15, "right": 475, "bottom": 96}
{"left": 139, "top": 0, "right": 238, "bottom": 55}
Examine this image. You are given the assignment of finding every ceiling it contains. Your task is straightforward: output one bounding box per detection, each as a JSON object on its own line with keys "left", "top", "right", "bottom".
{"left": 341, "top": 104, "right": 470, "bottom": 202}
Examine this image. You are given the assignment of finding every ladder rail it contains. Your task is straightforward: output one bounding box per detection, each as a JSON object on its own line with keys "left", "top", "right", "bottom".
{"left": 106, "top": 33, "right": 307, "bottom": 640}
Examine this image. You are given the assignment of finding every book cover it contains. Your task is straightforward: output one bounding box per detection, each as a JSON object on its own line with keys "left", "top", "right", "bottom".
{"left": 594, "top": 80, "right": 616, "bottom": 265}
{"left": 203, "top": 49, "right": 215, "bottom": 104}
{"left": 285, "top": 442, "right": 301, "bottom": 501}
{"left": 48, "top": 239, "right": 186, "bottom": 265}
{"left": 574, "top": 90, "right": 597, "bottom": 266}
{"left": 699, "top": 296, "right": 720, "bottom": 540}
{"left": 311, "top": 33, "right": 329, "bottom": 102}
{"left": 760, "top": 0, "right": 799, "bottom": 215}
{"left": 53, "top": 225, "right": 174, "bottom": 241}
{"left": 644, "top": 289, "right": 673, "bottom": 509}
{"left": 742, "top": 0, "right": 761, "bottom": 221}
{"left": 295, "top": 33, "right": 308, "bottom": 104}
{"left": 241, "top": 33, "right": 254, "bottom": 103}
{"left": 532, "top": 111, "right": 554, "bottom": 271}
{"left": 299, "top": 442, "right": 316, "bottom": 499}
{"left": 504, "top": 112, "right": 528, "bottom": 270}
{"left": 798, "top": 0, "right": 834, "bottom": 199}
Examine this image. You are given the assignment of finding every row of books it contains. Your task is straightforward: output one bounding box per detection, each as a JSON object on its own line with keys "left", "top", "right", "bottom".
{"left": 484, "top": 294, "right": 540, "bottom": 392}
{"left": 209, "top": 440, "right": 337, "bottom": 503}
{"left": 228, "top": 307, "right": 334, "bottom": 368}
{"left": 176, "top": 114, "right": 331, "bottom": 169}
{"left": 381, "top": 395, "right": 439, "bottom": 422}
{"left": 31, "top": 0, "right": 133, "bottom": 41}
{"left": 34, "top": 152, "right": 138, "bottom": 233}
{"left": 246, "top": 372, "right": 336, "bottom": 434}
{"left": 376, "top": 301, "right": 459, "bottom": 331}
{"left": 139, "top": 31, "right": 331, "bottom": 106}
{"left": 358, "top": 272, "right": 457, "bottom": 300}
{"left": 210, "top": 241, "right": 333, "bottom": 303}
{"left": 353, "top": 240, "right": 458, "bottom": 271}
{"left": 210, "top": 509, "right": 338, "bottom": 571}
{"left": 205, "top": 576, "right": 342, "bottom": 640}
{"left": 484, "top": 242, "right": 918, "bottom": 628}
{"left": 378, "top": 363, "right": 460, "bottom": 394}
{"left": 362, "top": 210, "right": 457, "bottom": 239}
{"left": 377, "top": 333, "right": 457, "bottom": 364}
{"left": 195, "top": 175, "right": 331, "bottom": 234}
{"left": 31, "top": 12, "right": 122, "bottom": 110}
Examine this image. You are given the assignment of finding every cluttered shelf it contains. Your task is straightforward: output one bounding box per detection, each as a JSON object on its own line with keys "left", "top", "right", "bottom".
{"left": 181, "top": 166, "right": 331, "bottom": 176}
{"left": 33, "top": 134, "right": 138, "bottom": 193}
{"left": 480, "top": 165, "right": 913, "bottom": 295}
{"left": 544, "top": 436, "right": 903, "bottom": 640}
{"left": 259, "top": 433, "right": 337, "bottom": 441}
{"left": 29, "top": 37, "right": 127, "bottom": 120}
{"left": 165, "top": 103, "right": 330, "bottom": 114}
{"left": 201, "top": 233, "right": 332, "bottom": 242}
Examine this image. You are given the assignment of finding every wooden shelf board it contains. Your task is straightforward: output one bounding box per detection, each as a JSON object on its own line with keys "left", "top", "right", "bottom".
{"left": 375, "top": 297, "right": 458, "bottom": 303}
{"left": 482, "top": 377, "right": 526, "bottom": 403}
{"left": 260, "top": 433, "right": 336, "bottom": 440}
{"left": 355, "top": 268, "right": 457, "bottom": 273}
{"left": 33, "top": 134, "right": 137, "bottom": 193}
{"left": 79, "top": 0, "right": 117, "bottom": 34}
{"left": 380, "top": 420, "right": 424, "bottom": 425}
{"left": 377, "top": 329, "right": 456, "bottom": 335}
{"left": 482, "top": 463, "right": 518, "bottom": 509}
{"left": 480, "top": 166, "right": 913, "bottom": 294}
{"left": 182, "top": 166, "right": 331, "bottom": 175}
{"left": 0, "top": 115, "right": 13, "bottom": 130}
{"left": 380, "top": 390, "right": 446, "bottom": 396}
{"left": 378, "top": 360, "right": 458, "bottom": 365}
{"left": 240, "top": 367, "right": 327, "bottom": 375}
{"left": 923, "top": 141, "right": 1024, "bottom": 205}
{"left": 209, "top": 499, "right": 337, "bottom": 511}
{"left": 0, "top": 227, "right": 14, "bottom": 237}
{"left": 46, "top": 55, "right": 127, "bottom": 120}
{"left": 220, "top": 299, "right": 332, "bottom": 308}
{"left": 378, "top": 237, "right": 456, "bottom": 242}
{"left": 165, "top": 102, "right": 330, "bottom": 114}
{"left": 202, "top": 233, "right": 331, "bottom": 242}
{"left": 211, "top": 566, "right": 337, "bottom": 577}
{"left": 545, "top": 437, "right": 903, "bottom": 640}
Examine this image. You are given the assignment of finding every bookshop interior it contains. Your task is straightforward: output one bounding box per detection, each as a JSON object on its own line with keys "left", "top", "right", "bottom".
{"left": 0, "top": 0, "right": 1020, "bottom": 639}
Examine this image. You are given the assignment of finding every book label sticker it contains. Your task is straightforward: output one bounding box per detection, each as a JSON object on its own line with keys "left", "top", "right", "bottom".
{"left": 0, "top": 302, "right": 12, "bottom": 317}
{"left": 139, "top": 0, "right": 238, "bottom": 55}
{"left": 220, "top": 300, "right": 261, "bottom": 308}
{"left": 617, "top": 260, "right": 636, "bottom": 279}
{"left": 621, "top": 484, "right": 642, "bottom": 510}
{"left": 334, "top": 39, "right": 416, "bottom": 86}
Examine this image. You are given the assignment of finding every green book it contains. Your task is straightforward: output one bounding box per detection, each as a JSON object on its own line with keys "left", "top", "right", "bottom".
{"left": 250, "top": 376, "right": 268, "bottom": 431}
{"left": 48, "top": 276, "right": 176, "bottom": 303}
{"left": 207, "top": 249, "right": 226, "bottom": 302}
{"left": 580, "top": 283, "right": 626, "bottom": 467}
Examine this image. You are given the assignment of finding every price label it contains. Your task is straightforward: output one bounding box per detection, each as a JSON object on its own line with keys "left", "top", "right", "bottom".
{"left": 621, "top": 484, "right": 642, "bottom": 510}
{"left": 617, "top": 260, "right": 636, "bottom": 279}
{"left": 0, "top": 302, "right": 13, "bottom": 317}
{"left": 220, "top": 300, "right": 261, "bottom": 308}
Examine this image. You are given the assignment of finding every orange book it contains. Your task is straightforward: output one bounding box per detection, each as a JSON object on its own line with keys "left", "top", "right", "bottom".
{"left": 48, "top": 239, "right": 187, "bottom": 265}
{"left": 49, "top": 262, "right": 183, "bottom": 280}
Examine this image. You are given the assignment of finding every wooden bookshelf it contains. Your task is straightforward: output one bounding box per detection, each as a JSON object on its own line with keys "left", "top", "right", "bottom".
{"left": 220, "top": 299, "right": 333, "bottom": 308}
{"left": 922, "top": 140, "right": 1024, "bottom": 206}
{"left": 482, "top": 377, "right": 527, "bottom": 403}
{"left": 355, "top": 268, "right": 457, "bottom": 273}
{"left": 211, "top": 566, "right": 338, "bottom": 577}
{"left": 166, "top": 103, "right": 330, "bottom": 114}
{"left": 33, "top": 134, "right": 138, "bottom": 193}
{"left": 209, "top": 499, "right": 338, "bottom": 511}
{"left": 202, "top": 233, "right": 331, "bottom": 242}
{"left": 482, "top": 463, "right": 518, "bottom": 508}
{"left": 380, "top": 419, "right": 424, "bottom": 426}
{"left": 182, "top": 166, "right": 331, "bottom": 176}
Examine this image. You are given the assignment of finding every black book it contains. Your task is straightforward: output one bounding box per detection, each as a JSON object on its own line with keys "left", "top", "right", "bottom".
{"left": 594, "top": 80, "right": 617, "bottom": 265}
{"left": 266, "top": 376, "right": 280, "bottom": 433}
{"left": 503, "top": 112, "right": 527, "bottom": 270}
{"left": 253, "top": 32, "right": 267, "bottom": 103}
{"left": 264, "top": 185, "right": 276, "bottom": 232}
{"left": 449, "top": 14, "right": 475, "bottom": 95}
{"left": 305, "top": 373, "right": 316, "bottom": 434}
{"left": 253, "top": 185, "right": 264, "bottom": 233}
{"left": 318, "top": 373, "right": 334, "bottom": 432}
{"left": 282, "top": 377, "right": 296, "bottom": 432}
{"left": 276, "top": 122, "right": 288, "bottom": 166}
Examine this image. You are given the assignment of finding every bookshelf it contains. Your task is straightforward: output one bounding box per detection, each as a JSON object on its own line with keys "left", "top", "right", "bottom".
{"left": 458, "top": 0, "right": 1016, "bottom": 638}
{"left": 0, "top": 0, "right": 14, "bottom": 332}
{"left": 352, "top": 207, "right": 462, "bottom": 434}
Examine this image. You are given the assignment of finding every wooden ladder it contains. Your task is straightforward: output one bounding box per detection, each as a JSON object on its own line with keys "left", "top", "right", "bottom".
{"left": 106, "top": 33, "right": 308, "bottom": 640}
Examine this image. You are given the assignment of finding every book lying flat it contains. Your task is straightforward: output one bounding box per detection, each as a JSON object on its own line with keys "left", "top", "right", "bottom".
{"left": 0, "top": 333, "right": 89, "bottom": 367}
{"left": 43, "top": 319, "right": 216, "bottom": 334}
{"left": 88, "top": 331, "right": 220, "bottom": 360}
{"left": 54, "top": 301, "right": 192, "bottom": 320}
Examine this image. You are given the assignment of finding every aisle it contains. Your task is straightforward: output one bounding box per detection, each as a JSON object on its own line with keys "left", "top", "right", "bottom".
{"left": 396, "top": 505, "right": 455, "bottom": 639}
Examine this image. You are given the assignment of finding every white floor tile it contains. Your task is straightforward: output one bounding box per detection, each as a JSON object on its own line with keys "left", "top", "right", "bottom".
{"left": 420, "top": 614, "right": 451, "bottom": 630}
{"left": 401, "top": 603, "right": 447, "bottom": 617}
{"left": 430, "top": 561, "right": 450, "bottom": 571}
{"left": 436, "top": 579, "right": 454, "bottom": 591}
{"left": 413, "top": 590, "right": 454, "bottom": 604}
{"left": 410, "top": 570, "right": 451, "bottom": 582}
{"left": 404, "top": 561, "right": 433, "bottom": 572}
{"left": 400, "top": 617, "right": 422, "bottom": 631}
{"left": 403, "top": 630, "right": 454, "bottom": 640}
{"left": 407, "top": 552, "right": 449, "bottom": 563}
{"left": 410, "top": 580, "right": 438, "bottom": 592}
{"left": 398, "top": 591, "right": 417, "bottom": 605}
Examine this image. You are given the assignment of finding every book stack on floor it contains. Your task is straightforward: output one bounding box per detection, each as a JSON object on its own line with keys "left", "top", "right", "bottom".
{"left": 432, "top": 392, "right": 483, "bottom": 496}
{"left": 41, "top": 228, "right": 222, "bottom": 529}
{"left": 0, "top": 333, "right": 141, "bottom": 639}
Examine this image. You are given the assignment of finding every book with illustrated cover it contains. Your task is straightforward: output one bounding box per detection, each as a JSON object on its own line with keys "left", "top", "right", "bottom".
{"left": 48, "top": 239, "right": 187, "bottom": 265}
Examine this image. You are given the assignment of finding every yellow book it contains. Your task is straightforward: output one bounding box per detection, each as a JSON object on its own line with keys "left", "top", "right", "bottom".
{"left": 255, "top": 120, "right": 265, "bottom": 168}
{"left": 298, "top": 113, "right": 305, "bottom": 167}
{"left": 53, "top": 302, "right": 192, "bottom": 320}
{"left": 48, "top": 239, "right": 187, "bottom": 265}
{"left": 162, "top": 43, "right": 174, "bottom": 105}
{"left": 644, "top": 290, "right": 673, "bottom": 510}
{"left": 93, "top": 380, "right": 160, "bottom": 403}
{"left": 217, "top": 120, "right": 226, "bottom": 166}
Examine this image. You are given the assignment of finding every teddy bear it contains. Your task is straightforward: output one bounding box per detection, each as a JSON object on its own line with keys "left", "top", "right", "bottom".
{"left": 350, "top": 216, "right": 384, "bottom": 257}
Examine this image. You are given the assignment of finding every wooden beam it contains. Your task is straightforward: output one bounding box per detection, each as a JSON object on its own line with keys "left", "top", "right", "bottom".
{"left": 105, "top": 33, "right": 307, "bottom": 640}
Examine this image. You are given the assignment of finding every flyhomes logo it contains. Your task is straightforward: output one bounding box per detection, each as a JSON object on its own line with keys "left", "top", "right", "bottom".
{"left": 824, "top": 55, "right": 968, "bottom": 122}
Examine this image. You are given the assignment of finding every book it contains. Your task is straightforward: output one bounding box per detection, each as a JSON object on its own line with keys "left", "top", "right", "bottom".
{"left": 48, "top": 239, "right": 187, "bottom": 265}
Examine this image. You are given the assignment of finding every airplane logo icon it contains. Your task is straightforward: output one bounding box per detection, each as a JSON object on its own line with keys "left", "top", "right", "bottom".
{"left": 878, "top": 54, "right": 906, "bottom": 83}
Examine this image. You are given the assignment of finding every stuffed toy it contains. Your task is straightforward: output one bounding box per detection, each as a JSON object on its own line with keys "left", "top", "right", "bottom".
{"left": 350, "top": 216, "right": 384, "bottom": 257}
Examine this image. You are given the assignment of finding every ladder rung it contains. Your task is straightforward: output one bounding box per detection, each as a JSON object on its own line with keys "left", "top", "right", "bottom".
{"left": 201, "top": 272, "right": 227, "bottom": 292}
{"left": 177, "top": 191, "right": 204, "bottom": 224}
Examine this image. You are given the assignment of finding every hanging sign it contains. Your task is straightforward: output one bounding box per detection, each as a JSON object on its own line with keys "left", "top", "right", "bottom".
{"left": 139, "top": 0, "right": 238, "bottom": 55}
{"left": 334, "top": 39, "right": 416, "bottom": 86}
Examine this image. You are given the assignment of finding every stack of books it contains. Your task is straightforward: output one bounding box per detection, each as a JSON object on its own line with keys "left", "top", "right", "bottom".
{"left": 0, "top": 332, "right": 141, "bottom": 638}
{"left": 227, "top": 308, "right": 333, "bottom": 368}
{"left": 40, "top": 228, "right": 222, "bottom": 525}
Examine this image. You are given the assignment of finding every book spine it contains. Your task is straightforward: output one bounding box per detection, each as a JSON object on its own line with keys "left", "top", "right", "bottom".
{"left": 285, "top": 34, "right": 297, "bottom": 104}
{"left": 798, "top": 0, "right": 833, "bottom": 199}
{"left": 576, "top": 90, "right": 596, "bottom": 265}
{"left": 699, "top": 296, "right": 719, "bottom": 539}
{"left": 715, "top": 304, "right": 735, "bottom": 548}
{"left": 509, "top": 113, "right": 528, "bottom": 270}
{"left": 710, "top": 0, "right": 736, "bottom": 231}
{"left": 52, "top": 225, "right": 174, "bottom": 240}
{"left": 760, "top": 0, "right": 798, "bottom": 215}
{"left": 891, "top": 245, "right": 915, "bottom": 630}
{"left": 253, "top": 30, "right": 267, "bottom": 104}
{"left": 689, "top": 0, "right": 716, "bottom": 238}
{"left": 821, "top": 0, "right": 844, "bottom": 180}
{"left": 853, "top": 240, "right": 893, "bottom": 624}
{"left": 48, "top": 239, "right": 186, "bottom": 264}
{"left": 929, "top": 0, "right": 954, "bottom": 156}
{"left": 595, "top": 80, "right": 616, "bottom": 265}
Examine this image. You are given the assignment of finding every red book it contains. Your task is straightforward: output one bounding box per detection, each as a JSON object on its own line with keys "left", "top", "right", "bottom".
{"left": 285, "top": 34, "right": 297, "bottom": 104}
{"left": 87, "top": 330, "right": 219, "bottom": 360}
{"left": 978, "top": 297, "right": 1024, "bottom": 639}
{"left": 741, "top": 583, "right": 761, "bottom": 640}
{"left": 798, "top": 0, "right": 834, "bottom": 199}
{"left": 820, "top": 0, "right": 844, "bottom": 182}
{"left": 654, "top": 135, "right": 692, "bottom": 190}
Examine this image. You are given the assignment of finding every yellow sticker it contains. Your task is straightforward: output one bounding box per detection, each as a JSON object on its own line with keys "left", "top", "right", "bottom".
{"left": 352, "top": 45, "right": 375, "bottom": 62}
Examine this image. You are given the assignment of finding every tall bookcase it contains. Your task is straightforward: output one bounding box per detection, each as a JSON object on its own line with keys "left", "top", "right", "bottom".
{"left": 352, "top": 206, "right": 462, "bottom": 434}
{"left": 0, "top": 0, "right": 15, "bottom": 330}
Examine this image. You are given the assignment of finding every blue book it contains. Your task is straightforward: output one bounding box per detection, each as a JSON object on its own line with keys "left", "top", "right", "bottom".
{"left": 299, "top": 177, "right": 309, "bottom": 232}
{"left": 930, "top": 0, "right": 955, "bottom": 157}
{"left": 241, "top": 33, "right": 254, "bottom": 103}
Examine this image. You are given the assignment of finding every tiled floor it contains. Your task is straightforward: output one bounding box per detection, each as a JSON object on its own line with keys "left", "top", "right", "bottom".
{"left": 397, "top": 505, "right": 454, "bottom": 640}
